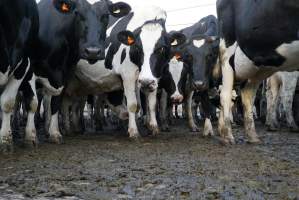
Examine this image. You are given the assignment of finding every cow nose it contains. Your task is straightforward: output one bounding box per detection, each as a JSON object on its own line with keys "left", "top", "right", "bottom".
{"left": 138, "top": 79, "right": 156, "bottom": 91}
{"left": 193, "top": 81, "right": 206, "bottom": 90}
{"left": 85, "top": 47, "right": 103, "bottom": 59}
{"left": 171, "top": 94, "right": 184, "bottom": 104}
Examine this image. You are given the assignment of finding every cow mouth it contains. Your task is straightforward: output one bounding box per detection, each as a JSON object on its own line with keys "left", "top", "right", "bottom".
{"left": 87, "top": 59, "right": 98, "bottom": 65}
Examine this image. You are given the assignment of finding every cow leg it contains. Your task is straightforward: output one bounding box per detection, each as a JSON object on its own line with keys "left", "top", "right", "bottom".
{"left": 200, "top": 91, "right": 214, "bottom": 137}
{"left": 23, "top": 75, "right": 39, "bottom": 147}
{"left": 123, "top": 78, "right": 139, "bottom": 138}
{"left": 241, "top": 81, "right": 261, "bottom": 144}
{"left": 0, "top": 59, "right": 30, "bottom": 151}
{"left": 61, "top": 95, "right": 72, "bottom": 135}
{"left": 186, "top": 91, "right": 199, "bottom": 132}
{"left": 94, "top": 95, "right": 104, "bottom": 131}
{"left": 281, "top": 74, "right": 298, "bottom": 131}
{"left": 265, "top": 76, "right": 280, "bottom": 131}
{"left": 160, "top": 89, "right": 170, "bottom": 132}
{"left": 43, "top": 93, "right": 52, "bottom": 133}
{"left": 218, "top": 46, "right": 235, "bottom": 144}
{"left": 48, "top": 96, "right": 63, "bottom": 144}
{"left": 146, "top": 90, "right": 159, "bottom": 135}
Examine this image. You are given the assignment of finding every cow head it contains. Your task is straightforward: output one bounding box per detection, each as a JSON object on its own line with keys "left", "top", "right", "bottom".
{"left": 175, "top": 34, "right": 219, "bottom": 91}
{"left": 117, "top": 22, "right": 186, "bottom": 92}
{"left": 52, "top": 0, "right": 131, "bottom": 64}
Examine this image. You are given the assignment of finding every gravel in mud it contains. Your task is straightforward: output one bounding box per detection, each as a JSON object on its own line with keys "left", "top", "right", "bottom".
{"left": 0, "top": 121, "right": 298, "bottom": 200}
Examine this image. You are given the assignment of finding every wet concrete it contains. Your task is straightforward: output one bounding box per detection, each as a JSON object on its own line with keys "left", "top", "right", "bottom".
{"left": 0, "top": 120, "right": 298, "bottom": 200}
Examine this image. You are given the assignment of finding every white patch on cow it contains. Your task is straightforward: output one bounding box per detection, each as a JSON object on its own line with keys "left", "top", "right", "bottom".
{"left": 171, "top": 39, "right": 178, "bottom": 46}
{"left": 138, "top": 23, "right": 163, "bottom": 86}
{"left": 169, "top": 57, "right": 184, "bottom": 97}
{"left": 193, "top": 39, "right": 205, "bottom": 48}
{"left": 0, "top": 68, "right": 10, "bottom": 86}
{"left": 36, "top": 76, "right": 64, "bottom": 96}
{"left": 275, "top": 40, "right": 299, "bottom": 70}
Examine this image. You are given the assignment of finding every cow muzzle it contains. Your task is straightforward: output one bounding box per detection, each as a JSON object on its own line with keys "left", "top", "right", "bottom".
{"left": 192, "top": 81, "right": 208, "bottom": 91}
{"left": 171, "top": 94, "right": 184, "bottom": 104}
{"left": 138, "top": 79, "right": 157, "bottom": 92}
{"left": 83, "top": 47, "right": 105, "bottom": 64}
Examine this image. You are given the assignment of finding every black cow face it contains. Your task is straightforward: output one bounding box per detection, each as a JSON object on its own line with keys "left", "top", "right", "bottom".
{"left": 52, "top": 0, "right": 130, "bottom": 64}
{"left": 117, "top": 27, "right": 186, "bottom": 92}
{"left": 176, "top": 34, "right": 219, "bottom": 91}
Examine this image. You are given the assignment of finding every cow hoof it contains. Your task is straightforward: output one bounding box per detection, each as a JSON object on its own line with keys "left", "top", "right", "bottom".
{"left": 128, "top": 128, "right": 140, "bottom": 138}
{"left": 49, "top": 134, "right": 64, "bottom": 144}
{"left": 190, "top": 126, "right": 200, "bottom": 132}
{"left": 247, "top": 137, "right": 261, "bottom": 144}
{"left": 161, "top": 125, "right": 170, "bottom": 132}
{"left": 0, "top": 135, "right": 13, "bottom": 153}
{"left": 148, "top": 124, "right": 159, "bottom": 136}
{"left": 24, "top": 136, "right": 39, "bottom": 148}
{"left": 220, "top": 136, "right": 236, "bottom": 145}
{"left": 203, "top": 129, "right": 214, "bottom": 137}
{"left": 266, "top": 125, "right": 278, "bottom": 132}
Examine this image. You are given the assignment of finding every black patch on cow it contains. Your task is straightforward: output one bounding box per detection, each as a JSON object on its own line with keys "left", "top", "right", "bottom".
{"left": 229, "top": 54, "right": 235, "bottom": 71}
{"left": 105, "top": 12, "right": 134, "bottom": 69}
{"left": 107, "top": 90, "right": 124, "bottom": 106}
{"left": 120, "top": 48, "right": 126, "bottom": 64}
{"left": 13, "top": 58, "right": 29, "bottom": 80}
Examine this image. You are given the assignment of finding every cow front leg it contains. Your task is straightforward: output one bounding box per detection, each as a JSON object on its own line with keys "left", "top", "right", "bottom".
{"left": 48, "top": 96, "right": 63, "bottom": 144}
{"left": 218, "top": 42, "right": 237, "bottom": 144}
{"left": 146, "top": 90, "right": 159, "bottom": 135}
{"left": 186, "top": 91, "right": 199, "bottom": 132}
{"left": 23, "top": 74, "right": 39, "bottom": 147}
{"left": 200, "top": 91, "right": 214, "bottom": 137}
{"left": 123, "top": 78, "right": 139, "bottom": 138}
{"left": 241, "top": 81, "right": 261, "bottom": 144}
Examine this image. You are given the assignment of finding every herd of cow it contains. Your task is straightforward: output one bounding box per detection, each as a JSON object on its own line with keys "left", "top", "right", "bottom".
{"left": 1, "top": 0, "right": 299, "bottom": 152}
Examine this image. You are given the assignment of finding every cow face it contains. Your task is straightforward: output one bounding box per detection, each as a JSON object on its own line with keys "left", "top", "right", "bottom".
{"left": 176, "top": 34, "right": 219, "bottom": 91}
{"left": 166, "top": 56, "right": 192, "bottom": 104}
{"left": 118, "top": 24, "right": 186, "bottom": 92}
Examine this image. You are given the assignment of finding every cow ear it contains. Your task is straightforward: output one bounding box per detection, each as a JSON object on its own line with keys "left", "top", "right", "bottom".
{"left": 108, "top": 2, "right": 131, "bottom": 18}
{"left": 169, "top": 32, "right": 186, "bottom": 47}
{"left": 53, "top": 0, "right": 76, "bottom": 14}
{"left": 117, "top": 31, "right": 136, "bottom": 46}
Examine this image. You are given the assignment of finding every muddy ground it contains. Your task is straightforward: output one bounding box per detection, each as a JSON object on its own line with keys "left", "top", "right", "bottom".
{"left": 0, "top": 120, "right": 298, "bottom": 200}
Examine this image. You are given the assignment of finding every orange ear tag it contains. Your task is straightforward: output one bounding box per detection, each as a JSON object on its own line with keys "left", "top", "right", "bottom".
{"left": 61, "top": 3, "right": 70, "bottom": 12}
{"left": 127, "top": 36, "right": 134, "bottom": 45}
{"left": 175, "top": 53, "right": 182, "bottom": 60}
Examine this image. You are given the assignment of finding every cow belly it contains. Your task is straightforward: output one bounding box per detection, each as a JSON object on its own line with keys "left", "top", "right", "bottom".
{"left": 68, "top": 61, "right": 123, "bottom": 95}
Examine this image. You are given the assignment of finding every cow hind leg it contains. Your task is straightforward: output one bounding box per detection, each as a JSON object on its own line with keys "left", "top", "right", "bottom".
{"left": 241, "top": 81, "right": 261, "bottom": 144}
{"left": 265, "top": 75, "right": 280, "bottom": 131}
{"left": 23, "top": 75, "right": 39, "bottom": 147}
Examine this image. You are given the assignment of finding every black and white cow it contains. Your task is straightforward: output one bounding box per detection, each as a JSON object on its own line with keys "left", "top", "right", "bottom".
{"left": 83, "top": 4, "right": 185, "bottom": 138}
{"left": 217, "top": 0, "right": 299, "bottom": 144}
{"left": 0, "top": 0, "right": 40, "bottom": 150}
{"left": 28, "top": 0, "right": 131, "bottom": 144}
{"left": 160, "top": 15, "right": 220, "bottom": 135}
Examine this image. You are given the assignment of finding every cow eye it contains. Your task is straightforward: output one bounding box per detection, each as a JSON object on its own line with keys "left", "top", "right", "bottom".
{"left": 156, "top": 47, "right": 165, "bottom": 54}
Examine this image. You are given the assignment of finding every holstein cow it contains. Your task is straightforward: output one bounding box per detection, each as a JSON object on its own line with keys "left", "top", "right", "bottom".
{"left": 29, "top": 0, "right": 131, "bottom": 144}
{"left": 85, "top": 4, "right": 185, "bottom": 137}
{"left": 217, "top": 0, "right": 299, "bottom": 144}
{"left": 0, "top": 0, "right": 40, "bottom": 151}
{"left": 266, "top": 71, "right": 299, "bottom": 131}
{"left": 160, "top": 15, "right": 220, "bottom": 136}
